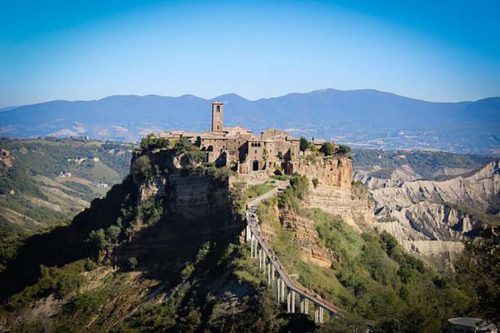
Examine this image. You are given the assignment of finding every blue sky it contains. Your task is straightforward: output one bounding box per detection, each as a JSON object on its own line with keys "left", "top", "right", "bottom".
{"left": 1, "top": 0, "right": 499, "bottom": 107}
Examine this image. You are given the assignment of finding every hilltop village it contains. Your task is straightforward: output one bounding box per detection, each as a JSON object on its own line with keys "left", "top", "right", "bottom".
{"left": 155, "top": 102, "right": 352, "bottom": 187}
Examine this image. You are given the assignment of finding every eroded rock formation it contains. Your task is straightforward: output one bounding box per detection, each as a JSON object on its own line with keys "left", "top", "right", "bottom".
{"left": 369, "top": 161, "right": 499, "bottom": 270}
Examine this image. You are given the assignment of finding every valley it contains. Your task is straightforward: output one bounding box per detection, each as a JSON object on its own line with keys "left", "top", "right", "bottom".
{"left": 0, "top": 134, "right": 497, "bottom": 332}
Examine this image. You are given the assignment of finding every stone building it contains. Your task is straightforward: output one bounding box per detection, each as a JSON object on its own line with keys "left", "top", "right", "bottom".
{"left": 157, "top": 102, "right": 347, "bottom": 182}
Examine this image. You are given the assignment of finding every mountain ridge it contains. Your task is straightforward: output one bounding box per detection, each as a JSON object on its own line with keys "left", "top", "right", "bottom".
{"left": 5, "top": 88, "right": 497, "bottom": 108}
{"left": 1, "top": 89, "right": 498, "bottom": 154}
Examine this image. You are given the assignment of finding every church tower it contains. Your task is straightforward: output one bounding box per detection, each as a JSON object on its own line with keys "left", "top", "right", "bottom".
{"left": 211, "top": 102, "right": 224, "bottom": 132}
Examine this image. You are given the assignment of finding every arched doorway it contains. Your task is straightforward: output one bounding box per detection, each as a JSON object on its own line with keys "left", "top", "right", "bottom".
{"left": 252, "top": 160, "right": 259, "bottom": 171}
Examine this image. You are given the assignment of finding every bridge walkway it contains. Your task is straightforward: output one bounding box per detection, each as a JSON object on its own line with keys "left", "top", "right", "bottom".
{"left": 244, "top": 179, "right": 343, "bottom": 324}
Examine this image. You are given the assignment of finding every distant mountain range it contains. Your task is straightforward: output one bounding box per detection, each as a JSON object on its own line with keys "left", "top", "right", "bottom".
{"left": 1, "top": 89, "right": 499, "bottom": 154}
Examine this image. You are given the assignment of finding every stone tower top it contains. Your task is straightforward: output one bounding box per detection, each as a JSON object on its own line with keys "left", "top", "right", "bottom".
{"left": 211, "top": 101, "right": 224, "bottom": 132}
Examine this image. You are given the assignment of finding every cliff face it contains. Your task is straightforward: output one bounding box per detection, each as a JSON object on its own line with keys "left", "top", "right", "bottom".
{"left": 371, "top": 161, "right": 499, "bottom": 211}
{"left": 369, "top": 161, "right": 499, "bottom": 270}
{"left": 305, "top": 184, "right": 375, "bottom": 232}
{"left": 288, "top": 156, "right": 352, "bottom": 188}
{"left": 116, "top": 149, "right": 243, "bottom": 268}
{"left": 258, "top": 158, "right": 374, "bottom": 268}
{"left": 354, "top": 164, "right": 421, "bottom": 190}
{"left": 280, "top": 209, "right": 333, "bottom": 267}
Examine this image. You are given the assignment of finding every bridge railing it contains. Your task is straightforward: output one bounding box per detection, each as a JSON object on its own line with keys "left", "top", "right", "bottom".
{"left": 245, "top": 208, "right": 343, "bottom": 324}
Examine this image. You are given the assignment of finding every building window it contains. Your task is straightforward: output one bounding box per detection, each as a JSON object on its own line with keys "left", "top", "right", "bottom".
{"left": 216, "top": 105, "right": 220, "bottom": 112}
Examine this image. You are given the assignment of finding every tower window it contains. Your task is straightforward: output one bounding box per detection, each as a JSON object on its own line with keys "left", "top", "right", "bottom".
{"left": 216, "top": 105, "right": 220, "bottom": 112}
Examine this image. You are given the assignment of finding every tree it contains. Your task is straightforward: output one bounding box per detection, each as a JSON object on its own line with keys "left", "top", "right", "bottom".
{"left": 132, "top": 155, "right": 153, "bottom": 179}
{"left": 194, "top": 136, "right": 202, "bottom": 147}
{"left": 457, "top": 226, "right": 500, "bottom": 322}
{"left": 321, "top": 142, "right": 334, "bottom": 156}
{"left": 174, "top": 137, "right": 193, "bottom": 154}
{"left": 337, "top": 144, "right": 351, "bottom": 157}
{"left": 299, "top": 137, "right": 310, "bottom": 152}
{"left": 128, "top": 257, "right": 138, "bottom": 270}
{"left": 312, "top": 178, "right": 319, "bottom": 188}
{"left": 140, "top": 134, "right": 169, "bottom": 150}
{"left": 106, "top": 225, "right": 121, "bottom": 243}
{"left": 87, "top": 229, "right": 110, "bottom": 252}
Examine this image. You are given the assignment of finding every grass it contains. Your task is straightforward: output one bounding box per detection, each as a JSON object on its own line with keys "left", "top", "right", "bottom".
{"left": 256, "top": 195, "right": 475, "bottom": 331}
{"left": 245, "top": 182, "right": 276, "bottom": 200}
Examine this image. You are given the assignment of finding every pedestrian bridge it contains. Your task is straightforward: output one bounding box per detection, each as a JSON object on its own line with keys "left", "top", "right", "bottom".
{"left": 243, "top": 183, "right": 343, "bottom": 324}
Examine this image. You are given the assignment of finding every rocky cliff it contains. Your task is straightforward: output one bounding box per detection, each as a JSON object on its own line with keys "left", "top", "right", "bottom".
{"left": 305, "top": 184, "right": 375, "bottom": 232}
{"left": 288, "top": 156, "right": 352, "bottom": 188}
{"left": 115, "top": 148, "right": 243, "bottom": 267}
{"left": 371, "top": 161, "right": 499, "bottom": 211}
{"left": 368, "top": 161, "right": 499, "bottom": 269}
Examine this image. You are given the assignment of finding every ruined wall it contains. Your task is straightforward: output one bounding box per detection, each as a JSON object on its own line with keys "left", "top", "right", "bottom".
{"left": 288, "top": 156, "right": 352, "bottom": 188}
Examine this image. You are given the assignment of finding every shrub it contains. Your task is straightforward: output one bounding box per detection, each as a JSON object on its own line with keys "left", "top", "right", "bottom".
{"left": 337, "top": 144, "right": 351, "bottom": 157}
{"left": 140, "top": 134, "right": 170, "bottom": 151}
{"left": 321, "top": 142, "right": 335, "bottom": 156}
{"left": 312, "top": 178, "right": 319, "bottom": 188}
{"left": 174, "top": 137, "right": 193, "bottom": 154}
{"left": 87, "top": 229, "right": 110, "bottom": 252}
{"left": 299, "top": 137, "right": 310, "bottom": 152}
{"left": 290, "top": 174, "right": 309, "bottom": 200}
{"left": 184, "top": 150, "right": 207, "bottom": 165}
{"left": 380, "top": 231, "right": 398, "bottom": 256}
{"left": 131, "top": 155, "right": 154, "bottom": 180}
{"left": 128, "top": 257, "right": 138, "bottom": 270}
{"left": 106, "top": 225, "right": 121, "bottom": 243}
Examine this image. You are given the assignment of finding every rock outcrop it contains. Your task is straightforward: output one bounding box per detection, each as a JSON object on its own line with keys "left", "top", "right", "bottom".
{"left": 116, "top": 150, "right": 243, "bottom": 267}
{"left": 368, "top": 161, "right": 499, "bottom": 269}
{"left": 306, "top": 184, "right": 375, "bottom": 232}
{"left": 288, "top": 156, "right": 352, "bottom": 188}
{"left": 371, "top": 161, "right": 499, "bottom": 211}
{"left": 354, "top": 164, "right": 422, "bottom": 190}
{"left": 280, "top": 210, "right": 333, "bottom": 267}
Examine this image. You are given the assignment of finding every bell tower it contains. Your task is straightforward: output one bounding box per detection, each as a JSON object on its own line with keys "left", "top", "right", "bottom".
{"left": 211, "top": 102, "right": 224, "bottom": 132}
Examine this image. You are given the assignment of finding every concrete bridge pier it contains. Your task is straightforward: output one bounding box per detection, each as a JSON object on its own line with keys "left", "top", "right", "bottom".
{"left": 267, "top": 259, "right": 272, "bottom": 286}
{"left": 286, "top": 289, "right": 292, "bottom": 313}
{"left": 264, "top": 254, "right": 268, "bottom": 275}
{"left": 314, "top": 305, "right": 324, "bottom": 324}
{"left": 250, "top": 233, "right": 255, "bottom": 257}
{"left": 276, "top": 278, "right": 281, "bottom": 304}
{"left": 253, "top": 235, "right": 258, "bottom": 257}
{"left": 281, "top": 278, "right": 285, "bottom": 302}
{"left": 291, "top": 290, "right": 296, "bottom": 313}
{"left": 304, "top": 298, "right": 309, "bottom": 314}
{"left": 258, "top": 247, "right": 263, "bottom": 271}
{"left": 299, "top": 297, "right": 305, "bottom": 313}
{"left": 245, "top": 224, "right": 251, "bottom": 242}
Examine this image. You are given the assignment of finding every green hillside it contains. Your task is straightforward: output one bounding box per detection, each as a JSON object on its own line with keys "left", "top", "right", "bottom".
{"left": 0, "top": 148, "right": 497, "bottom": 332}
{"left": 352, "top": 148, "right": 493, "bottom": 179}
{"left": 0, "top": 138, "right": 133, "bottom": 271}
